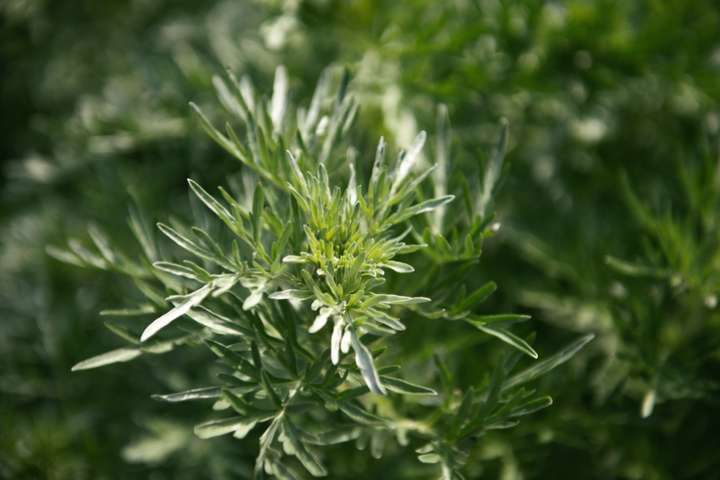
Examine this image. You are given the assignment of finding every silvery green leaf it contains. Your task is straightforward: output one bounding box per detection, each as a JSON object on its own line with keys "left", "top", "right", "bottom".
{"left": 468, "top": 313, "right": 531, "bottom": 325}
{"left": 418, "top": 453, "right": 442, "bottom": 464}
{"left": 243, "top": 288, "right": 264, "bottom": 310}
{"left": 128, "top": 206, "right": 157, "bottom": 261}
{"left": 309, "top": 308, "right": 331, "bottom": 333}
{"left": 605, "top": 255, "right": 669, "bottom": 278}
{"left": 370, "top": 311, "right": 405, "bottom": 331}
{"left": 387, "top": 195, "right": 455, "bottom": 225}
{"left": 233, "top": 420, "right": 259, "bottom": 439}
{"left": 71, "top": 348, "right": 142, "bottom": 371}
{"left": 502, "top": 333, "right": 595, "bottom": 391}
{"left": 373, "top": 294, "right": 431, "bottom": 306}
{"left": 269, "top": 289, "right": 312, "bottom": 301}
{"left": 382, "top": 261, "right": 414, "bottom": 273}
{"left": 103, "top": 322, "right": 140, "bottom": 344}
{"left": 330, "top": 320, "right": 343, "bottom": 365}
{"left": 337, "top": 401, "right": 386, "bottom": 426}
{"left": 350, "top": 330, "right": 386, "bottom": 395}
{"left": 478, "top": 119, "right": 508, "bottom": 218}
{"left": 380, "top": 376, "right": 437, "bottom": 396}
{"left": 88, "top": 225, "right": 115, "bottom": 263}
{"left": 186, "top": 308, "right": 245, "bottom": 336}
{"left": 304, "top": 428, "right": 360, "bottom": 446}
{"left": 256, "top": 417, "right": 282, "bottom": 477}
{"left": 347, "top": 160, "right": 358, "bottom": 205}
{"left": 46, "top": 246, "right": 85, "bottom": 267}
{"left": 189, "top": 102, "right": 245, "bottom": 162}
{"left": 153, "top": 261, "right": 198, "bottom": 280}
{"left": 468, "top": 322, "right": 538, "bottom": 359}
{"left": 286, "top": 150, "right": 309, "bottom": 194}
{"left": 187, "top": 179, "right": 236, "bottom": 227}
{"left": 194, "top": 416, "right": 257, "bottom": 439}
{"left": 281, "top": 418, "right": 327, "bottom": 477}
{"left": 140, "top": 283, "right": 212, "bottom": 341}
{"left": 68, "top": 239, "right": 106, "bottom": 268}
{"left": 368, "top": 137, "right": 386, "bottom": 201}
{"left": 157, "top": 223, "right": 213, "bottom": 263}
{"left": 641, "top": 389, "right": 656, "bottom": 418}
{"left": 412, "top": 195, "right": 455, "bottom": 215}
{"left": 100, "top": 305, "right": 156, "bottom": 316}
{"left": 451, "top": 281, "right": 497, "bottom": 313}
{"left": 508, "top": 395, "right": 553, "bottom": 417}
{"left": 151, "top": 387, "right": 221, "bottom": 403}
{"left": 432, "top": 104, "right": 449, "bottom": 230}
{"left": 391, "top": 130, "right": 426, "bottom": 194}
{"left": 212, "top": 274, "right": 240, "bottom": 297}
{"left": 270, "top": 65, "right": 288, "bottom": 133}
{"left": 301, "top": 68, "right": 328, "bottom": 138}
{"left": 340, "top": 329, "right": 351, "bottom": 353}
{"left": 140, "top": 339, "right": 179, "bottom": 355}
{"left": 415, "top": 444, "right": 434, "bottom": 454}
{"left": 212, "top": 75, "right": 247, "bottom": 121}
{"left": 252, "top": 185, "right": 265, "bottom": 242}
{"left": 484, "top": 420, "right": 520, "bottom": 430}
{"left": 282, "top": 255, "right": 306, "bottom": 264}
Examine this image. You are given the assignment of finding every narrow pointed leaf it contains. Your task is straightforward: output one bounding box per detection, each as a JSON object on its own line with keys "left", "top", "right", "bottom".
{"left": 350, "top": 331, "right": 386, "bottom": 395}
{"left": 71, "top": 348, "right": 142, "bottom": 371}
{"left": 140, "top": 284, "right": 212, "bottom": 341}
{"left": 503, "top": 334, "right": 595, "bottom": 391}
{"left": 468, "top": 322, "right": 538, "bottom": 359}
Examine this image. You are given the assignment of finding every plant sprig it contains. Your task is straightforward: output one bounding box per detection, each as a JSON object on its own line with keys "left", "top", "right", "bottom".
{"left": 52, "top": 66, "right": 592, "bottom": 479}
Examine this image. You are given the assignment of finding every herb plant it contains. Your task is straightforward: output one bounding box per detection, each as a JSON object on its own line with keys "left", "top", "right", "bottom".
{"left": 50, "top": 66, "right": 591, "bottom": 479}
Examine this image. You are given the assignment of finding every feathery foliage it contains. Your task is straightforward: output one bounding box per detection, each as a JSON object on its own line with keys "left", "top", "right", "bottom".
{"left": 49, "top": 67, "right": 590, "bottom": 479}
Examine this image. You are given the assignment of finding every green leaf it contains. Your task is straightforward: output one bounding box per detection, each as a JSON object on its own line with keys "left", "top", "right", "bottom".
{"left": 281, "top": 418, "right": 328, "bottom": 477}
{"left": 382, "top": 261, "right": 414, "bottom": 273}
{"left": 268, "top": 289, "right": 313, "bottom": 301}
{"left": 261, "top": 371, "right": 284, "bottom": 408}
{"left": 153, "top": 261, "right": 199, "bottom": 280}
{"left": 502, "top": 334, "right": 595, "bottom": 391}
{"left": 256, "top": 416, "right": 282, "bottom": 476}
{"left": 391, "top": 130, "right": 427, "bottom": 194}
{"left": 380, "top": 376, "right": 437, "bottom": 396}
{"left": 337, "top": 401, "right": 386, "bottom": 426}
{"left": 194, "top": 416, "right": 257, "bottom": 439}
{"left": 350, "top": 331, "right": 386, "bottom": 395}
{"left": 103, "top": 322, "right": 140, "bottom": 344}
{"left": 467, "top": 321, "right": 538, "bottom": 359}
{"left": 605, "top": 255, "right": 669, "bottom": 278}
{"left": 418, "top": 453, "right": 442, "bottom": 464}
{"left": 190, "top": 102, "right": 246, "bottom": 162}
{"left": 71, "top": 348, "right": 142, "bottom": 371}
{"left": 188, "top": 179, "right": 235, "bottom": 227}
{"left": 304, "top": 428, "right": 361, "bottom": 446}
{"left": 389, "top": 195, "right": 455, "bottom": 225}
{"left": 140, "top": 283, "right": 213, "bottom": 342}
{"left": 467, "top": 313, "right": 531, "bottom": 325}
{"left": 252, "top": 185, "right": 265, "bottom": 243}
{"left": 371, "top": 294, "right": 431, "bottom": 306}
{"left": 451, "top": 281, "right": 497, "bottom": 313}
{"left": 157, "top": 223, "right": 212, "bottom": 262}
{"left": 508, "top": 395, "right": 553, "bottom": 417}
{"left": 478, "top": 119, "right": 508, "bottom": 218}
{"left": 152, "top": 387, "right": 222, "bottom": 402}
{"left": 185, "top": 309, "right": 243, "bottom": 336}
{"left": 99, "top": 305, "right": 156, "bottom": 316}
{"left": 128, "top": 206, "right": 157, "bottom": 261}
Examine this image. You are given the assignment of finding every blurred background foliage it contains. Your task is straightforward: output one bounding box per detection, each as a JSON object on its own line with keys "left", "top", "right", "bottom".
{"left": 2, "top": 0, "right": 720, "bottom": 478}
